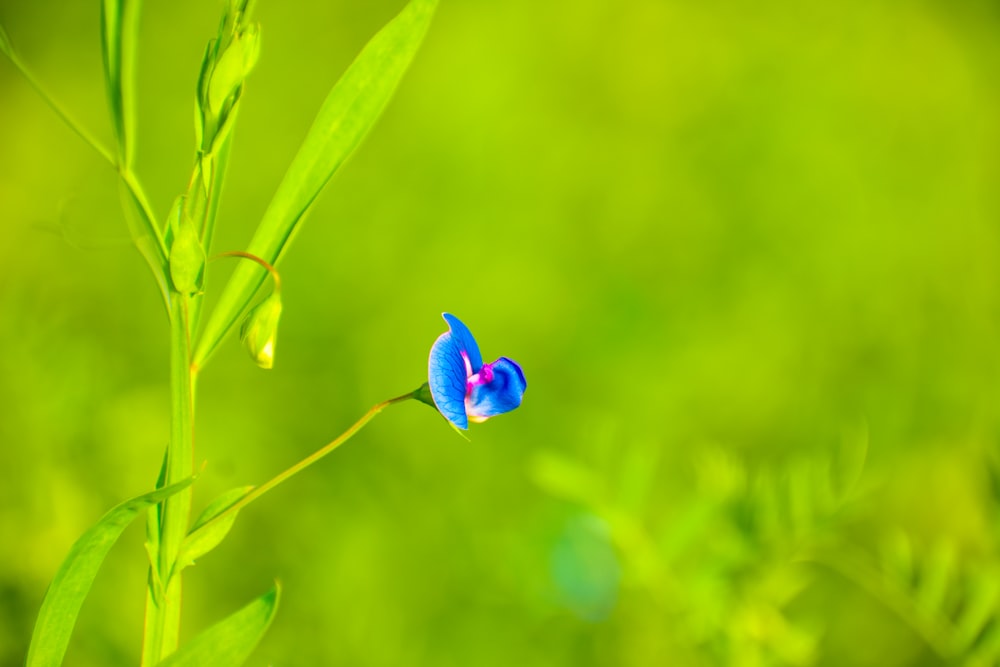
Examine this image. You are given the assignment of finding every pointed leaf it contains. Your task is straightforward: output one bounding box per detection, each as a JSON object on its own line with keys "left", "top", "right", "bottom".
{"left": 143, "top": 446, "right": 171, "bottom": 605}
{"left": 174, "top": 486, "right": 253, "bottom": 576}
{"left": 100, "top": 0, "right": 140, "bottom": 167}
{"left": 26, "top": 477, "right": 194, "bottom": 667}
{"left": 158, "top": 583, "right": 280, "bottom": 667}
{"left": 193, "top": 0, "right": 439, "bottom": 368}
{"left": 119, "top": 178, "right": 170, "bottom": 306}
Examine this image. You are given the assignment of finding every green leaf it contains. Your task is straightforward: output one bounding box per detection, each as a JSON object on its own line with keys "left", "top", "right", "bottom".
{"left": 26, "top": 477, "right": 194, "bottom": 667}
{"left": 144, "top": 447, "right": 170, "bottom": 605}
{"left": 119, "top": 177, "right": 170, "bottom": 308}
{"left": 99, "top": 0, "right": 140, "bottom": 167}
{"left": 158, "top": 583, "right": 281, "bottom": 667}
{"left": 193, "top": 0, "right": 439, "bottom": 368}
{"left": 173, "top": 486, "right": 253, "bottom": 577}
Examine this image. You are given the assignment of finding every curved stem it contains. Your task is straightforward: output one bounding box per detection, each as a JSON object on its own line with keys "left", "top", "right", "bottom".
{"left": 179, "top": 390, "right": 418, "bottom": 554}
{"left": 210, "top": 250, "right": 282, "bottom": 292}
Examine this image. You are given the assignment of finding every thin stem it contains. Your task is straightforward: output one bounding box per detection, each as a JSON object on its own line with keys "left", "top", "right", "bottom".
{"left": 122, "top": 170, "right": 167, "bottom": 254}
{"left": 210, "top": 250, "right": 282, "bottom": 292}
{"left": 3, "top": 48, "right": 167, "bottom": 260}
{"left": 142, "top": 295, "right": 196, "bottom": 665}
{"left": 180, "top": 390, "right": 417, "bottom": 551}
{"left": 5, "top": 51, "right": 116, "bottom": 166}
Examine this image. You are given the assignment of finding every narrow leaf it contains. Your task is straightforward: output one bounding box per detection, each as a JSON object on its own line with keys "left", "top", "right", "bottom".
{"left": 100, "top": 0, "right": 141, "bottom": 167}
{"left": 158, "top": 583, "right": 281, "bottom": 667}
{"left": 193, "top": 0, "right": 439, "bottom": 368}
{"left": 173, "top": 486, "right": 253, "bottom": 576}
{"left": 26, "top": 477, "right": 194, "bottom": 667}
{"left": 143, "top": 446, "right": 170, "bottom": 604}
{"left": 119, "top": 178, "right": 170, "bottom": 306}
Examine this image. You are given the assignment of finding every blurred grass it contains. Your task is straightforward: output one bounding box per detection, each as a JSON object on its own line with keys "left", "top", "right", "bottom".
{"left": 2, "top": 0, "right": 1000, "bottom": 665}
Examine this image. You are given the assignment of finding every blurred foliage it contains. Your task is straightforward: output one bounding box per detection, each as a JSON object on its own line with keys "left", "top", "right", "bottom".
{"left": 2, "top": 0, "right": 1000, "bottom": 665}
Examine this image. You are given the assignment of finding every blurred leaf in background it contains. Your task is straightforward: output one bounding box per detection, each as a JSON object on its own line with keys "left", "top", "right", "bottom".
{"left": 2, "top": 0, "right": 1000, "bottom": 665}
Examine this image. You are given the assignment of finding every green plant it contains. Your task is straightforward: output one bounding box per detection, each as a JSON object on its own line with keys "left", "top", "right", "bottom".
{"left": 3, "top": 0, "right": 441, "bottom": 664}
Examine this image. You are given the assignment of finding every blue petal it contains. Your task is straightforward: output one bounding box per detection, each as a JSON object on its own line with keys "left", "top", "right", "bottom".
{"left": 428, "top": 331, "right": 469, "bottom": 429}
{"left": 467, "top": 357, "right": 526, "bottom": 420}
{"left": 442, "top": 313, "right": 483, "bottom": 372}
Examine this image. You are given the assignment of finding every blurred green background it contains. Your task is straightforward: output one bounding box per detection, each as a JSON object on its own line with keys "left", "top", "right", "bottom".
{"left": 3, "top": 0, "right": 1000, "bottom": 665}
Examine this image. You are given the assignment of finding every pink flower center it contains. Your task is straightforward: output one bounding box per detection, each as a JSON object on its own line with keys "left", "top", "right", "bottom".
{"left": 465, "top": 361, "right": 494, "bottom": 395}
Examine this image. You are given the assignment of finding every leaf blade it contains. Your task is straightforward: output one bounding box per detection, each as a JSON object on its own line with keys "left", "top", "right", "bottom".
{"left": 99, "top": 0, "right": 141, "bottom": 167}
{"left": 173, "top": 486, "right": 253, "bottom": 577}
{"left": 193, "top": 0, "right": 439, "bottom": 368}
{"left": 26, "top": 477, "right": 194, "bottom": 667}
{"left": 158, "top": 583, "right": 281, "bottom": 667}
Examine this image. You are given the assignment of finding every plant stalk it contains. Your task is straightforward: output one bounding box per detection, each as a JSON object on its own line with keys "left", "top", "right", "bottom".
{"left": 185, "top": 391, "right": 417, "bottom": 544}
{"left": 142, "top": 295, "right": 196, "bottom": 665}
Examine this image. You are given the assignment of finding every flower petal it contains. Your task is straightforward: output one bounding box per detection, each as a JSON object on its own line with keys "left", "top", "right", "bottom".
{"left": 466, "top": 357, "right": 526, "bottom": 422}
{"left": 442, "top": 312, "right": 483, "bottom": 373}
{"left": 428, "top": 330, "right": 469, "bottom": 429}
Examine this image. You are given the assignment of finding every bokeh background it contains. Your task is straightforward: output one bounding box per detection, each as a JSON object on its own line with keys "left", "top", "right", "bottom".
{"left": 3, "top": 0, "right": 1000, "bottom": 665}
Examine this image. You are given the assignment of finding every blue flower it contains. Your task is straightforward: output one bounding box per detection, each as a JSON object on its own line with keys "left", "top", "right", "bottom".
{"left": 428, "top": 313, "right": 526, "bottom": 430}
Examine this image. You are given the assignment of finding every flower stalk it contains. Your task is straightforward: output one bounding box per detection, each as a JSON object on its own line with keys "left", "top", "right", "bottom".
{"left": 182, "top": 390, "right": 418, "bottom": 550}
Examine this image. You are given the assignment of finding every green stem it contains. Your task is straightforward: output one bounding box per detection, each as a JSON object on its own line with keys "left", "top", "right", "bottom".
{"left": 210, "top": 250, "right": 281, "bottom": 292}
{"left": 182, "top": 390, "right": 417, "bottom": 549}
{"left": 5, "top": 50, "right": 116, "bottom": 165}
{"left": 142, "top": 295, "right": 196, "bottom": 665}
{"left": 122, "top": 169, "right": 167, "bottom": 255}
{"left": 3, "top": 47, "right": 168, "bottom": 271}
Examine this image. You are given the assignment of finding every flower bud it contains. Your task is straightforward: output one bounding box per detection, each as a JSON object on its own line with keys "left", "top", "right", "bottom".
{"left": 167, "top": 196, "right": 206, "bottom": 295}
{"left": 240, "top": 292, "right": 282, "bottom": 369}
{"left": 207, "top": 22, "right": 260, "bottom": 117}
